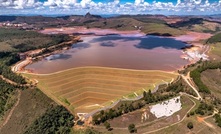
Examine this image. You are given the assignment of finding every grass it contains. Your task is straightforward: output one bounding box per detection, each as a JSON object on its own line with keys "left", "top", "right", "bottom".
{"left": 183, "top": 21, "right": 221, "bottom": 33}
{"left": 210, "top": 43, "right": 221, "bottom": 58}
{"left": 201, "top": 69, "right": 221, "bottom": 99}
{"left": 24, "top": 67, "right": 177, "bottom": 114}
{"left": 141, "top": 23, "right": 184, "bottom": 36}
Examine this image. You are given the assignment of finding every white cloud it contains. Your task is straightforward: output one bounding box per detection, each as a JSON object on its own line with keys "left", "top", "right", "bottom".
{"left": 135, "top": 0, "right": 144, "bottom": 5}
{"left": 0, "top": 0, "right": 221, "bottom": 15}
{"left": 0, "top": 0, "right": 41, "bottom": 9}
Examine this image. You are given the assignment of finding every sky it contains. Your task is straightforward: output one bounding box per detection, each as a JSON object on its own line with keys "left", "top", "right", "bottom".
{"left": 0, "top": 0, "right": 221, "bottom": 15}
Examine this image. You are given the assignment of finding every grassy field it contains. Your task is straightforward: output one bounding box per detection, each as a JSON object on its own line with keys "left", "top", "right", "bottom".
{"left": 209, "top": 43, "right": 221, "bottom": 60}
{"left": 183, "top": 21, "right": 221, "bottom": 33}
{"left": 87, "top": 17, "right": 184, "bottom": 36}
{"left": 201, "top": 69, "right": 221, "bottom": 99}
{"left": 24, "top": 67, "right": 177, "bottom": 114}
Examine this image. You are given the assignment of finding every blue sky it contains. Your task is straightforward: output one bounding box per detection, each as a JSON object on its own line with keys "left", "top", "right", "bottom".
{"left": 0, "top": 0, "right": 221, "bottom": 15}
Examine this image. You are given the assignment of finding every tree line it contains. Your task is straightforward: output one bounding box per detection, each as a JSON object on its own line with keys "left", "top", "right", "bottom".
{"left": 92, "top": 90, "right": 176, "bottom": 125}
{"left": 190, "top": 61, "right": 221, "bottom": 94}
{"left": 0, "top": 52, "right": 26, "bottom": 84}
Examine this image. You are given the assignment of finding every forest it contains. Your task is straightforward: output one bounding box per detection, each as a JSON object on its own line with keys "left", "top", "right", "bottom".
{"left": 0, "top": 78, "right": 17, "bottom": 118}
{"left": 24, "top": 105, "right": 74, "bottom": 134}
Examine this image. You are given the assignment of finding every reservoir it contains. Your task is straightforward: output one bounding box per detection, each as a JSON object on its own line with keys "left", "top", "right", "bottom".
{"left": 26, "top": 35, "right": 190, "bottom": 73}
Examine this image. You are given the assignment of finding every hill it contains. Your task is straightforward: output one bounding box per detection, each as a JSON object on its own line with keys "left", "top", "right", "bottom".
{"left": 207, "top": 32, "right": 221, "bottom": 44}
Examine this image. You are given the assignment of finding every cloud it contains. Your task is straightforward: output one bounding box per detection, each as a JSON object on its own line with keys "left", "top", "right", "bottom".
{"left": 135, "top": 0, "right": 144, "bottom": 5}
{"left": 0, "top": 0, "right": 221, "bottom": 15}
{"left": 0, "top": 0, "right": 42, "bottom": 9}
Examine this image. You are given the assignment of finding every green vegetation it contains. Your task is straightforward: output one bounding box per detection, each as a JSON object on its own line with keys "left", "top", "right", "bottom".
{"left": 86, "top": 17, "right": 184, "bottom": 36}
{"left": 92, "top": 89, "right": 177, "bottom": 125}
{"left": 0, "top": 88, "right": 60, "bottom": 134}
{"left": 214, "top": 114, "right": 221, "bottom": 127}
{"left": 0, "top": 52, "right": 26, "bottom": 84}
{"left": 0, "top": 64, "right": 26, "bottom": 84}
{"left": 141, "top": 23, "right": 184, "bottom": 36}
{"left": 187, "top": 122, "right": 194, "bottom": 129}
{"left": 210, "top": 43, "right": 221, "bottom": 58}
{"left": 190, "top": 61, "right": 221, "bottom": 94}
{"left": 0, "top": 79, "right": 17, "bottom": 118}
{"left": 72, "top": 128, "right": 102, "bottom": 134}
{"left": 190, "top": 69, "right": 210, "bottom": 94}
{"left": 207, "top": 32, "right": 221, "bottom": 44}
{"left": 0, "top": 52, "right": 27, "bottom": 119}
{"left": 143, "top": 90, "right": 175, "bottom": 104}
{"left": 194, "top": 102, "right": 214, "bottom": 116}
{"left": 0, "top": 28, "right": 70, "bottom": 52}
{"left": 104, "top": 121, "right": 112, "bottom": 131}
{"left": 171, "top": 18, "right": 221, "bottom": 33}
{"left": 172, "top": 18, "right": 204, "bottom": 28}
{"left": 24, "top": 105, "right": 74, "bottom": 134}
{"left": 128, "top": 123, "right": 137, "bottom": 133}
{"left": 164, "top": 79, "right": 197, "bottom": 97}
{"left": 189, "top": 61, "right": 221, "bottom": 94}
{"left": 91, "top": 76, "right": 195, "bottom": 126}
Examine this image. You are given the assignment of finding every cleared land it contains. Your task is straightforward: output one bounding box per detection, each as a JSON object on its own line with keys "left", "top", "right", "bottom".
{"left": 24, "top": 67, "right": 177, "bottom": 114}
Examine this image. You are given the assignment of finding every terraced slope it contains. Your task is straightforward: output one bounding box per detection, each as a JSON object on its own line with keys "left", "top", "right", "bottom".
{"left": 24, "top": 67, "right": 178, "bottom": 113}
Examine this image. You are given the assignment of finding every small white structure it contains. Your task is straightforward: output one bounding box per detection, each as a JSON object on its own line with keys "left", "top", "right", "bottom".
{"left": 150, "top": 96, "right": 182, "bottom": 118}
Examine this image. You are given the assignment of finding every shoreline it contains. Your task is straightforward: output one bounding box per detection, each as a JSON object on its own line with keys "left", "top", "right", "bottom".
{"left": 22, "top": 66, "right": 179, "bottom": 76}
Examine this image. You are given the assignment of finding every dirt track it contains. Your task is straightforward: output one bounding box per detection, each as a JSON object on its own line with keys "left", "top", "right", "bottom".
{"left": 0, "top": 90, "right": 21, "bottom": 130}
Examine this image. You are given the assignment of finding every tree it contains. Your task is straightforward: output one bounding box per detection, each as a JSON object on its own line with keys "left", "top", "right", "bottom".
{"left": 187, "top": 122, "right": 193, "bottom": 129}
{"left": 104, "top": 121, "right": 111, "bottom": 131}
{"left": 128, "top": 124, "right": 137, "bottom": 133}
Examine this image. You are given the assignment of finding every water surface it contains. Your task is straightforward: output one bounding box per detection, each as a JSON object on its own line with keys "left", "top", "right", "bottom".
{"left": 26, "top": 35, "right": 190, "bottom": 73}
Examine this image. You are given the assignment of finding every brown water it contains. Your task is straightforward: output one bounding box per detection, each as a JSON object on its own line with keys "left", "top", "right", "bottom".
{"left": 26, "top": 35, "right": 190, "bottom": 74}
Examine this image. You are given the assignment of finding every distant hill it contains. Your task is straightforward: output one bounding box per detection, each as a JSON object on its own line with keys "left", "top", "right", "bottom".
{"left": 0, "top": 16, "right": 17, "bottom": 22}
{"left": 171, "top": 18, "right": 204, "bottom": 28}
{"left": 85, "top": 12, "right": 102, "bottom": 19}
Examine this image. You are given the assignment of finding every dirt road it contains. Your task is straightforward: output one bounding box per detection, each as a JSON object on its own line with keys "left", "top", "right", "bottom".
{"left": 0, "top": 90, "right": 21, "bottom": 130}
{"left": 181, "top": 72, "right": 202, "bottom": 101}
